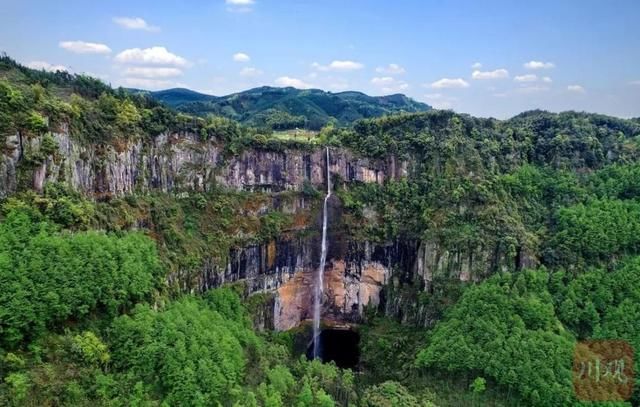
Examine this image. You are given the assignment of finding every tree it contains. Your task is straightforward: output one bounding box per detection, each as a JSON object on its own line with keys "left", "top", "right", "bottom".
{"left": 0, "top": 208, "right": 161, "bottom": 348}
{"left": 416, "top": 272, "right": 574, "bottom": 406}
{"left": 470, "top": 377, "right": 486, "bottom": 394}
{"left": 360, "top": 381, "right": 426, "bottom": 407}
{"left": 71, "top": 331, "right": 111, "bottom": 367}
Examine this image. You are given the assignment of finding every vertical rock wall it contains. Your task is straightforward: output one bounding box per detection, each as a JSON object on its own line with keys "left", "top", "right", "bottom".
{"left": 0, "top": 130, "right": 530, "bottom": 330}
{"left": 0, "top": 130, "right": 395, "bottom": 198}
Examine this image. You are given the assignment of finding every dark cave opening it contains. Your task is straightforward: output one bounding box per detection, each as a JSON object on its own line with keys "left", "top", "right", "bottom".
{"left": 306, "top": 329, "right": 360, "bottom": 369}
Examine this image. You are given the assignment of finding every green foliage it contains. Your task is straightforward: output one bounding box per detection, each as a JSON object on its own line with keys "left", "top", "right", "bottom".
{"left": 71, "top": 331, "right": 110, "bottom": 366}
{"left": 109, "top": 292, "right": 257, "bottom": 404}
{"left": 337, "top": 110, "right": 640, "bottom": 169}
{"left": 259, "top": 211, "right": 293, "bottom": 241}
{"left": 416, "top": 271, "right": 575, "bottom": 406}
{"left": 253, "top": 109, "right": 307, "bottom": 131}
{"left": 39, "top": 133, "right": 58, "bottom": 156}
{"left": 302, "top": 180, "right": 322, "bottom": 199}
{"left": 0, "top": 79, "right": 46, "bottom": 139}
{"left": 3, "top": 353, "right": 26, "bottom": 371}
{"left": 549, "top": 199, "right": 640, "bottom": 265}
{"left": 4, "top": 373, "right": 30, "bottom": 406}
{"left": 361, "top": 381, "right": 433, "bottom": 407}
{"left": 287, "top": 358, "right": 356, "bottom": 406}
{"left": 549, "top": 258, "right": 640, "bottom": 405}
{"left": 6, "top": 183, "right": 96, "bottom": 229}
{"left": 4, "top": 52, "right": 640, "bottom": 407}
{"left": 93, "top": 191, "right": 296, "bottom": 277}
{"left": 0, "top": 55, "right": 234, "bottom": 145}
{"left": 470, "top": 377, "right": 486, "bottom": 394}
{"left": 554, "top": 257, "right": 640, "bottom": 339}
{"left": 104, "top": 289, "right": 356, "bottom": 406}
{"left": 155, "top": 86, "right": 430, "bottom": 130}
{"left": 359, "top": 317, "right": 426, "bottom": 384}
{"left": 0, "top": 208, "right": 161, "bottom": 348}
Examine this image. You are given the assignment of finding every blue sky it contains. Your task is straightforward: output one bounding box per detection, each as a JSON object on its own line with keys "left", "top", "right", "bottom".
{"left": 1, "top": 0, "right": 639, "bottom": 118}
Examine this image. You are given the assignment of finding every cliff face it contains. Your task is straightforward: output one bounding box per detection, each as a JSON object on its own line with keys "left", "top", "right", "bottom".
{"left": 0, "top": 130, "right": 529, "bottom": 330}
{"left": 0, "top": 129, "right": 390, "bottom": 198}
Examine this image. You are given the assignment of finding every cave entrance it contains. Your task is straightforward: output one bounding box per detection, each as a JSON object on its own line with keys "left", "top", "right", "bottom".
{"left": 306, "top": 328, "right": 360, "bottom": 369}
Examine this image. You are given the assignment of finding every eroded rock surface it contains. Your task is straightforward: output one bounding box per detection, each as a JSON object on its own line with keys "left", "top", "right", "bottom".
{"left": 0, "top": 130, "right": 392, "bottom": 198}
{"left": 0, "top": 130, "right": 531, "bottom": 330}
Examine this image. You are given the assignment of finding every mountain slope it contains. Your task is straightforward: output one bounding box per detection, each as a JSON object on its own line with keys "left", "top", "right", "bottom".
{"left": 145, "top": 88, "right": 218, "bottom": 106}
{"left": 147, "top": 86, "right": 431, "bottom": 130}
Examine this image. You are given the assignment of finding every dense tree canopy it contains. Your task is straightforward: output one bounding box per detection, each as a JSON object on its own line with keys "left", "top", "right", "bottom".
{"left": 0, "top": 207, "right": 161, "bottom": 349}
{"left": 2, "top": 53, "right": 640, "bottom": 406}
{"left": 416, "top": 271, "right": 575, "bottom": 406}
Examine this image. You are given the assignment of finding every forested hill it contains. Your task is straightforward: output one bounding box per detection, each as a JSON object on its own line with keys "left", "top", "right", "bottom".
{"left": 4, "top": 53, "right": 640, "bottom": 406}
{"left": 142, "top": 87, "right": 217, "bottom": 106}
{"left": 137, "top": 86, "right": 431, "bottom": 130}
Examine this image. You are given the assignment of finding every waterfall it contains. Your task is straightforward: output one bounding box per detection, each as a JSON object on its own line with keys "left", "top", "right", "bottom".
{"left": 313, "top": 146, "right": 331, "bottom": 359}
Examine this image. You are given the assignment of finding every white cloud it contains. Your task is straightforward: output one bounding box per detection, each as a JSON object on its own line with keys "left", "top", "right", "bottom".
{"left": 124, "top": 67, "right": 183, "bottom": 78}
{"left": 430, "top": 78, "right": 470, "bottom": 89}
{"left": 370, "top": 76, "right": 409, "bottom": 93}
{"left": 274, "top": 76, "right": 313, "bottom": 89}
{"left": 472, "top": 69, "right": 509, "bottom": 80}
{"left": 542, "top": 76, "right": 553, "bottom": 83}
{"left": 524, "top": 60, "right": 555, "bottom": 70}
{"left": 568, "top": 84, "right": 586, "bottom": 93}
{"left": 115, "top": 46, "right": 188, "bottom": 67}
{"left": 59, "top": 40, "right": 111, "bottom": 54}
{"left": 312, "top": 60, "right": 364, "bottom": 71}
{"left": 239, "top": 67, "right": 263, "bottom": 77}
{"left": 629, "top": 80, "right": 640, "bottom": 86}
{"left": 515, "top": 85, "right": 550, "bottom": 94}
{"left": 471, "top": 62, "right": 482, "bottom": 69}
{"left": 514, "top": 74, "right": 537, "bottom": 82}
{"left": 233, "top": 52, "right": 250, "bottom": 62}
{"left": 120, "top": 77, "right": 174, "bottom": 90}
{"left": 226, "top": 0, "right": 255, "bottom": 12}
{"left": 423, "top": 93, "right": 456, "bottom": 109}
{"left": 27, "top": 61, "right": 68, "bottom": 72}
{"left": 112, "top": 17, "right": 159, "bottom": 32}
{"left": 375, "top": 63, "right": 405, "bottom": 75}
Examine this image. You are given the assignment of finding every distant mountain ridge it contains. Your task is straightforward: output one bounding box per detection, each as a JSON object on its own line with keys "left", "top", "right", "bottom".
{"left": 148, "top": 88, "right": 218, "bottom": 106}
{"left": 135, "top": 86, "right": 431, "bottom": 130}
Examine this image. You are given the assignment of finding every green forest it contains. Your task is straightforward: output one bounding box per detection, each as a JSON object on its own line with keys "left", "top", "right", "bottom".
{"left": 1, "top": 54, "right": 640, "bottom": 406}
{"left": 142, "top": 86, "right": 431, "bottom": 131}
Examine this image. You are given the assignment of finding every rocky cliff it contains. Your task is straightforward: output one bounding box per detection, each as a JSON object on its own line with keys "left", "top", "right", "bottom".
{"left": 0, "top": 129, "right": 528, "bottom": 330}
{"left": 0, "top": 128, "right": 394, "bottom": 198}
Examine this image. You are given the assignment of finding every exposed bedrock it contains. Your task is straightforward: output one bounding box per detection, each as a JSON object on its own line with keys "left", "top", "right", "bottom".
{"left": 0, "top": 130, "right": 402, "bottom": 198}
{"left": 0, "top": 130, "right": 535, "bottom": 330}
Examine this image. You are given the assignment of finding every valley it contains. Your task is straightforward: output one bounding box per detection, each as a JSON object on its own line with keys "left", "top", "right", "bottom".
{"left": 1, "top": 53, "right": 640, "bottom": 406}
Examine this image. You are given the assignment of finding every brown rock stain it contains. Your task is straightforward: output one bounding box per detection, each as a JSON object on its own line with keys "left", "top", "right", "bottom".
{"left": 267, "top": 240, "right": 276, "bottom": 268}
{"left": 274, "top": 259, "right": 388, "bottom": 330}
{"left": 275, "top": 270, "right": 314, "bottom": 331}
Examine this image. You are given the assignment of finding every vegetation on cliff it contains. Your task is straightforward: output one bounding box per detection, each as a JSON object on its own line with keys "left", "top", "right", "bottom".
{"left": 2, "top": 54, "right": 640, "bottom": 406}
{"left": 336, "top": 111, "right": 640, "bottom": 405}
{"left": 0, "top": 54, "right": 320, "bottom": 157}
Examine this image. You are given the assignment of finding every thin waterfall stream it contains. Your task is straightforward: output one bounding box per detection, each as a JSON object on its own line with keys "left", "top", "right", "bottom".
{"left": 312, "top": 146, "right": 331, "bottom": 359}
